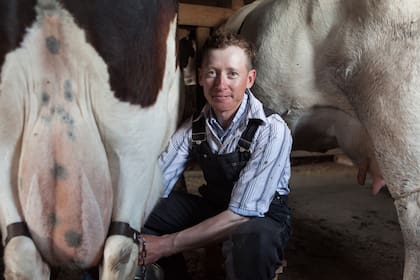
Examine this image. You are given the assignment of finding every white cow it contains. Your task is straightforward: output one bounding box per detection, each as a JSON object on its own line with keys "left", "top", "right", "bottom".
{"left": 0, "top": 0, "right": 180, "bottom": 279}
{"left": 223, "top": 0, "right": 420, "bottom": 279}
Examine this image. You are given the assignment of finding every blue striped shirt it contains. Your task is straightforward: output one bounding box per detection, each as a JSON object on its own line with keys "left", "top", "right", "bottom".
{"left": 159, "top": 89, "right": 292, "bottom": 217}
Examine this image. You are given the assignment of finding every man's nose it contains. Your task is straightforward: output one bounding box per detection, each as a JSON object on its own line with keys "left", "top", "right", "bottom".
{"left": 214, "top": 74, "right": 228, "bottom": 89}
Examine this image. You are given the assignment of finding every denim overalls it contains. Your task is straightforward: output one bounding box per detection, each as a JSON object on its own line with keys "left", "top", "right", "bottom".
{"left": 143, "top": 110, "right": 291, "bottom": 280}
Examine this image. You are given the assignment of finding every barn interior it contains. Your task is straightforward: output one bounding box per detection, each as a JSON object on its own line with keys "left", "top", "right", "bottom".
{"left": 0, "top": 1, "right": 405, "bottom": 280}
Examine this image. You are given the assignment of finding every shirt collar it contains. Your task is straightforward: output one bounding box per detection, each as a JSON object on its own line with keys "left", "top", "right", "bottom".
{"left": 199, "top": 88, "right": 268, "bottom": 135}
{"left": 246, "top": 88, "right": 268, "bottom": 124}
{"left": 204, "top": 90, "right": 249, "bottom": 141}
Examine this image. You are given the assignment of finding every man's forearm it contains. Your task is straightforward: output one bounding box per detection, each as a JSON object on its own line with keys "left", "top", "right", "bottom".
{"left": 166, "top": 210, "right": 249, "bottom": 256}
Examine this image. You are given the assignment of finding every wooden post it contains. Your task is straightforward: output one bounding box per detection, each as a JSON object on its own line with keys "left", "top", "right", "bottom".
{"left": 178, "top": 3, "right": 235, "bottom": 27}
{"left": 196, "top": 27, "right": 210, "bottom": 50}
{"left": 232, "top": 0, "right": 244, "bottom": 10}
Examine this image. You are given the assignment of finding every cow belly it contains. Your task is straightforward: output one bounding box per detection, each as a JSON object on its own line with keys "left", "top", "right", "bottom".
{"left": 18, "top": 113, "right": 113, "bottom": 268}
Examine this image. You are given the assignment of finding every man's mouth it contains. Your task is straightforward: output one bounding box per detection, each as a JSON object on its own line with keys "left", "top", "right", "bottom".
{"left": 212, "top": 95, "right": 230, "bottom": 101}
{"left": 212, "top": 92, "right": 230, "bottom": 98}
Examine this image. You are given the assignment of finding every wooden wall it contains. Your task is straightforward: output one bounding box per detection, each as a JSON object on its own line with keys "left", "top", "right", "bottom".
{"left": 178, "top": 0, "right": 251, "bottom": 48}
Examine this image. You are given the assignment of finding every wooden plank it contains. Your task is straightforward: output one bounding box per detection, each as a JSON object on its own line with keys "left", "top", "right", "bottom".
{"left": 232, "top": 0, "right": 245, "bottom": 10}
{"left": 291, "top": 148, "right": 343, "bottom": 158}
{"left": 179, "top": 3, "right": 235, "bottom": 27}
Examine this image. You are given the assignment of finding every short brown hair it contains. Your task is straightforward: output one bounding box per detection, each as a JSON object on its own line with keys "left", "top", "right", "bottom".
{"left": 199, "top": 29, "right": 256, "bottom": 70}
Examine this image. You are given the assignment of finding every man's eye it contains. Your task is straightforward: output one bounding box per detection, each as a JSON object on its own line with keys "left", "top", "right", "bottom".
{"left": 207, "top": 70, "right": 216, "bottom": 77}
{"left": 228, "top": 72, "right": 239, "bottom": 78}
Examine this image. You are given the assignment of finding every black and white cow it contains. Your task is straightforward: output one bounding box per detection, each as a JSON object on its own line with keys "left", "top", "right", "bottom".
{"left": 223, "top": 0, "right": 420, "bottom": 279}
{"left": 0, "top": 0, "right": 180, "bottom": 279}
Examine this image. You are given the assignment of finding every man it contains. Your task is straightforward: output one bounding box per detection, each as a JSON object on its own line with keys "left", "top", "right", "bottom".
{"left": 139, "top": 30, "right": 292, "bottom": 280}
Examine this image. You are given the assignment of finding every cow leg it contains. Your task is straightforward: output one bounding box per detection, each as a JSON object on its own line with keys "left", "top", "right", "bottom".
{"left": 0, "top": 50, "right": 50, "bottom": 279}
{"left": 92, "top": 86, "right": 171, "bottom": 278}
{"left": 93, "top": 68, "right": 180, "bottom": 280}
{"left": 394, "top": 192, "right": 420, "bottom": 280}
{"left": 96, "top": 83, "right": 179, "bottom": 279}
{"left": 90, "top": 16, "right": 180, "bottom": 278}
{"left": 100, "top": 236, "right": 138, "bottom": 279}
{"left": 97, "top": 156, "right": 165, "bottom": 279}
{"left": 3, "top": 237, "right": 50, "bottom": 280}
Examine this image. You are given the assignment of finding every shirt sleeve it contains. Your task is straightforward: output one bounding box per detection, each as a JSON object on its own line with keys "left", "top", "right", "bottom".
{"left": 229, "top": 115, "right": 292, "bottom": 217}
{"left": 159, "top": 116, "right": 192, "bottom": 197}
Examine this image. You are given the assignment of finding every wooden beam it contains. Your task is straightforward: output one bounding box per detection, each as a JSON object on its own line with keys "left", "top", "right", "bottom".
{"left": 232, "top": 0, "right": 245, "bottom": 10}
{"left": 291, "top": 148, "right": 344, "bottom": 158}
{"left": 179, "top": 3, "right": 235, "bottom": 27}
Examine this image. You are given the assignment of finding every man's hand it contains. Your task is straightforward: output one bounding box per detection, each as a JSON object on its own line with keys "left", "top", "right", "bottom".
{"left": 138, "top": 210, "right": 248, "bottom": 265}
{"left": 138, "top": 234, "right": 176, "bottom": 265}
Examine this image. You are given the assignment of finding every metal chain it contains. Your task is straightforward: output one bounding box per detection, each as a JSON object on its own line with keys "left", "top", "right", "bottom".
{"left": 135, "top": 235, "right": 147, "bottom": 280}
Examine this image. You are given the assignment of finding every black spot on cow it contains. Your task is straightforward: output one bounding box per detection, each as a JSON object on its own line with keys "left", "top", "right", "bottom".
{"left": 55, "top": 106, "right": 75, "bottom": 126}
{"left": 61, "top": 112, "right": 74, "bottom": 126}
{"left": 45, "top": 35, "right": 60, "bottom": 54}
{"left": 65, "top": 231, "right": 82, "bottom": 248}
{"left": 64, "top": 80, "right": 73, "bottom": 101}
{"left": 50, "top": 163, "right": 67, "bottom": 180}
{"left": 47, "top": 213, "right": 59, "bottom": 226}
{"left": 41, "top": 92, "right": 50, "bottom": 105}
{"left": 67, "top": 130, "right": 76, "bottom": 141}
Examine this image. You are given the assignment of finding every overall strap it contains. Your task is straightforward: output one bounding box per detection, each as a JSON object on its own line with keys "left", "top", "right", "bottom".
{"left": 237, "top": 107, "right": 277, "bottom": 152}
{"left": 237, "top": 119, "right": 263, "bottom": 152}
{"left": 193, "top": 106, "right": 277, "bottom": 151}
{"left": 192, "top": 113, "right": 206, "bottom": 145}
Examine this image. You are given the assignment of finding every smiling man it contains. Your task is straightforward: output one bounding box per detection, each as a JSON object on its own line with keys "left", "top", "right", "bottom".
{"left": 139, "top": 30, "right": 293, "bottom": 280}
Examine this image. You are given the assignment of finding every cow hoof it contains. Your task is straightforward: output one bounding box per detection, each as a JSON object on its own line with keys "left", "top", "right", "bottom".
{"left": 100, "top": 235, "right": 138, "bottom": 280}
{"left": 3, "top": 236, "right": 50, "bottom": 280}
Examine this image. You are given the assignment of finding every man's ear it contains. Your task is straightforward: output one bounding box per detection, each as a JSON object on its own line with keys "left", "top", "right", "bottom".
{"left": 247, "top": 69, "right": 257, "bottom": 88}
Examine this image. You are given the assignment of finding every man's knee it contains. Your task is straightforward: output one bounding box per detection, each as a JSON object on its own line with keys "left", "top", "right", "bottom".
{"left": 232, "top": 217, "right": 290, "bottom": 251}
{"left": 230, "top": 230, "right": 285, "bottom": 262}
{"left": 222, "top": 218, "right": 290, "bottom": 280}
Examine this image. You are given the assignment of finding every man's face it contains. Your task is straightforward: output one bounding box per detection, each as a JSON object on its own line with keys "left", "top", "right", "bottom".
{"left": 199, "top": 46, "right": 256, "bottom": 119}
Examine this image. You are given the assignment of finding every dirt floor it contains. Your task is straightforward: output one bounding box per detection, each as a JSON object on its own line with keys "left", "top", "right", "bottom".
{"left": 279, "top": 162, "right": 404, "bottom": 280}
{"left": 183, "top": 160, "right": 405, "bottom": 280}
{"left": 0, "top": 161, "right": 405, "bottom": 280}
